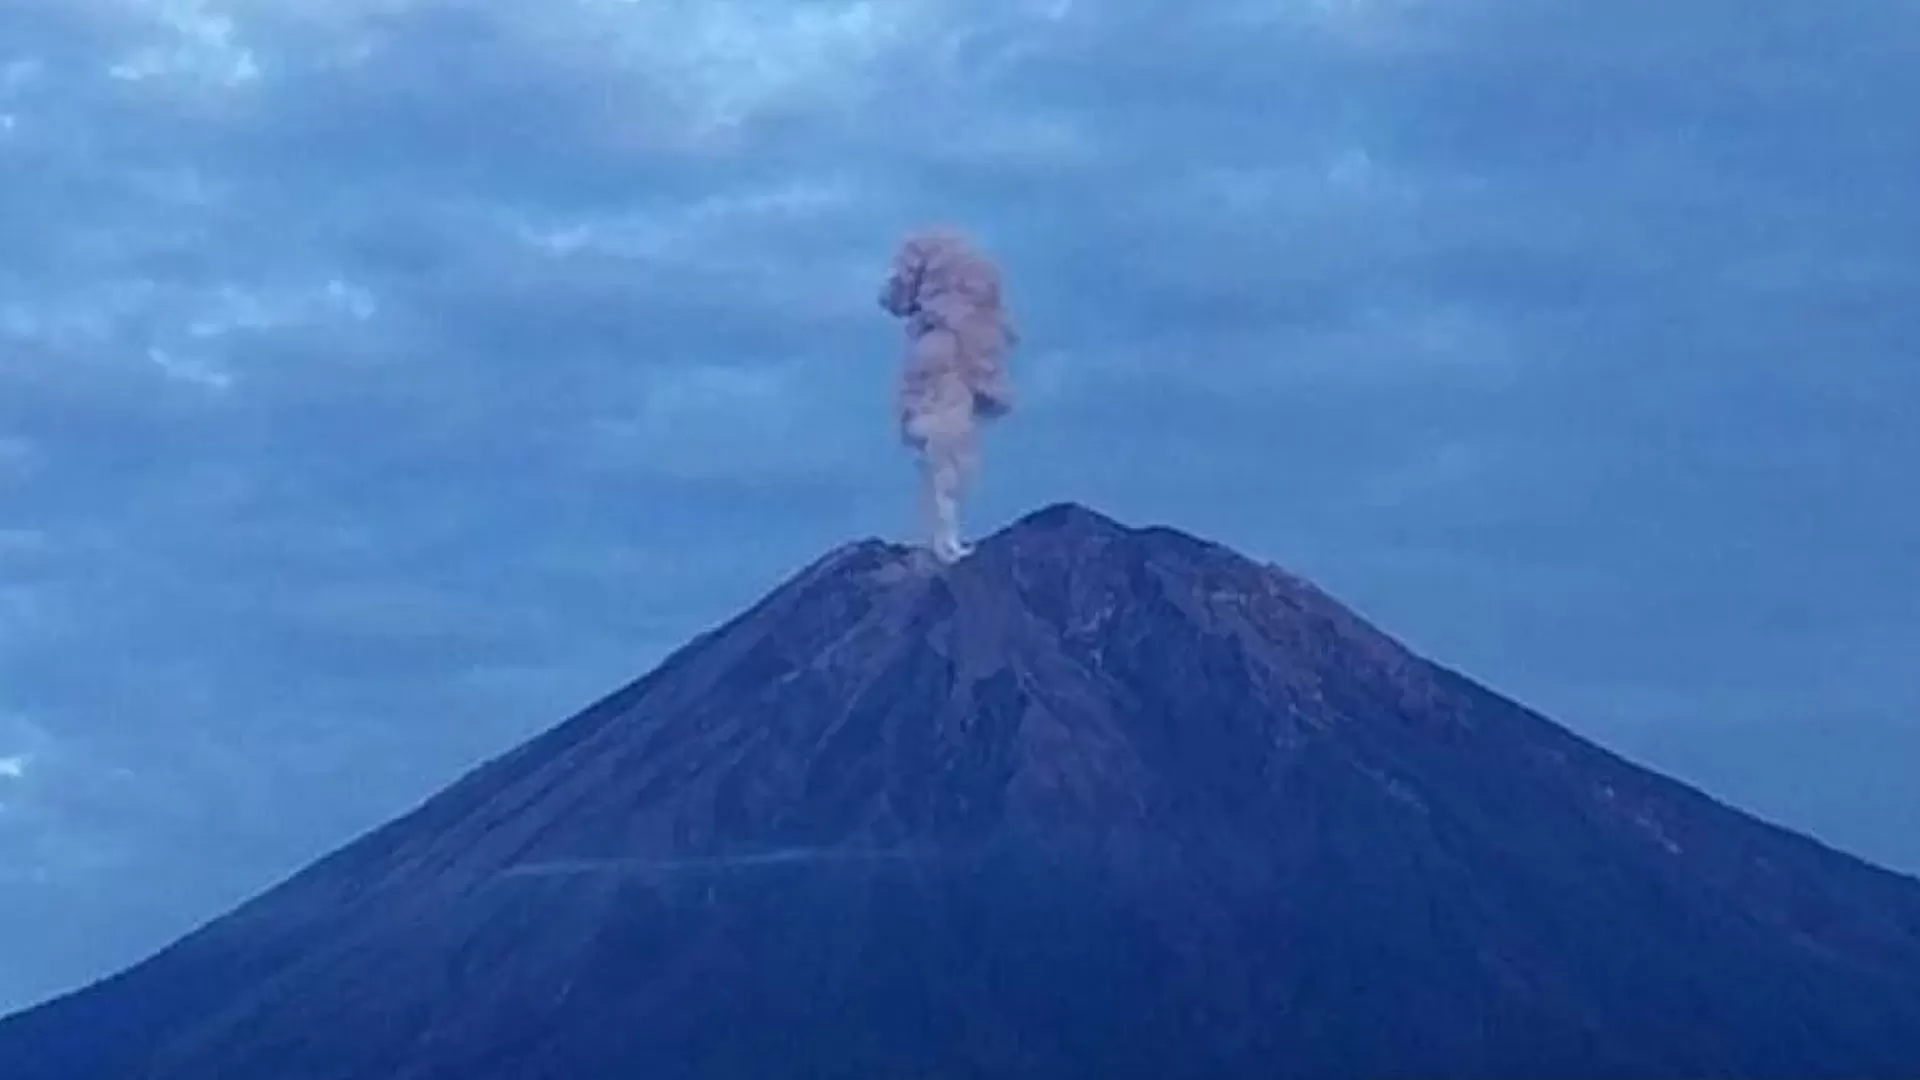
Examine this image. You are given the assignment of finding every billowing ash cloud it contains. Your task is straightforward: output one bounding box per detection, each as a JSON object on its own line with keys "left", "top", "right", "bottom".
{"left": 878, "top": 228, "right": 1019, "bottom": 562}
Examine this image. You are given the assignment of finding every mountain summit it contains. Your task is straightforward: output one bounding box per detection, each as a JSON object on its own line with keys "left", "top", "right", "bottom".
{"left": 5, "top": 503, "right": 1920, "bottom": 1078}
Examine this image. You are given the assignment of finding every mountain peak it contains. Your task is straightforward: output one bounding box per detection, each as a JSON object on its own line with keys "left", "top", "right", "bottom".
{"left": 998, "top": 500, "right": 1134, "bottom": 537}
{"left": 7, "top": 504, "right": 1920, "bottom": 1079}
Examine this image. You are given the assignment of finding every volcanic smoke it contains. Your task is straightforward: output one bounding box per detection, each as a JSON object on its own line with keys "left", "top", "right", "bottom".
{"left": 878, "top": 228, "right": 1019, "bottom": 562}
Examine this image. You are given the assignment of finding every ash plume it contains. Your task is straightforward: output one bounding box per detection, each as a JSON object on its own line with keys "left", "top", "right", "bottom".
{"left": 878, "top": 228, "right": 1019, "bottom": 562}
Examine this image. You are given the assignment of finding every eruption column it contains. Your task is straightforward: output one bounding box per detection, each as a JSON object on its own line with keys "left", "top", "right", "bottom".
{"left": 878, "top": 228, "right": 1019, "bottom": 562}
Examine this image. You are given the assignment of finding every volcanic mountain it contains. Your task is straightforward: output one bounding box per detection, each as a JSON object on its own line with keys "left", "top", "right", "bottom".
{"left": 5, "top": 504, "right": 1920, "bottom": 1079}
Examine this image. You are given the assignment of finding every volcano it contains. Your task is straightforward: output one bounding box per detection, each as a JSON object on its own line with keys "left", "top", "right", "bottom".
{"left": 4, "top": 503, "right": 1920, "bottom": 1079}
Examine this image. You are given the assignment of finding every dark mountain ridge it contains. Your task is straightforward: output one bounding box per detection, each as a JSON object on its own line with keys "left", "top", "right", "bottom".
{"left": 4, "top": 502, "right": 1919, "bottom": 1078}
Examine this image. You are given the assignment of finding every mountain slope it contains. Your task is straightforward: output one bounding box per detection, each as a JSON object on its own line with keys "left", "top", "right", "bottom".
{"left": 4, "top": 503, "right": 1919, "bottom": 1079}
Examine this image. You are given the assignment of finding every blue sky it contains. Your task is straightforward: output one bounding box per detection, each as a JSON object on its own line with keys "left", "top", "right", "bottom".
{"left": 2, "top": 0, "right": 1916, "bottom": 1014}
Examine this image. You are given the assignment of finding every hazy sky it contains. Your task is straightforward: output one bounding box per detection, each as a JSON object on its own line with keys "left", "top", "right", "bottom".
{"left": 2, "top": 0, "right": 1916, "bottom": 1014}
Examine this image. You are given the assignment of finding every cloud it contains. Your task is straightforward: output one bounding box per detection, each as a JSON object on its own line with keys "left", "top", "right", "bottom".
{"left": 0, "top": 438, "right": 35, "bottom": 479}
{"left": 105, "top": 0, "right": 262, "bottom": 86}
{"left": 0, "top": 715, "right": 53, "bottom": 816}
{"left": 1, "top": 0, "right": 1918, "bottom": 1018}
{"left": 53, "top": 1, "right": 957, "bottom": 131}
